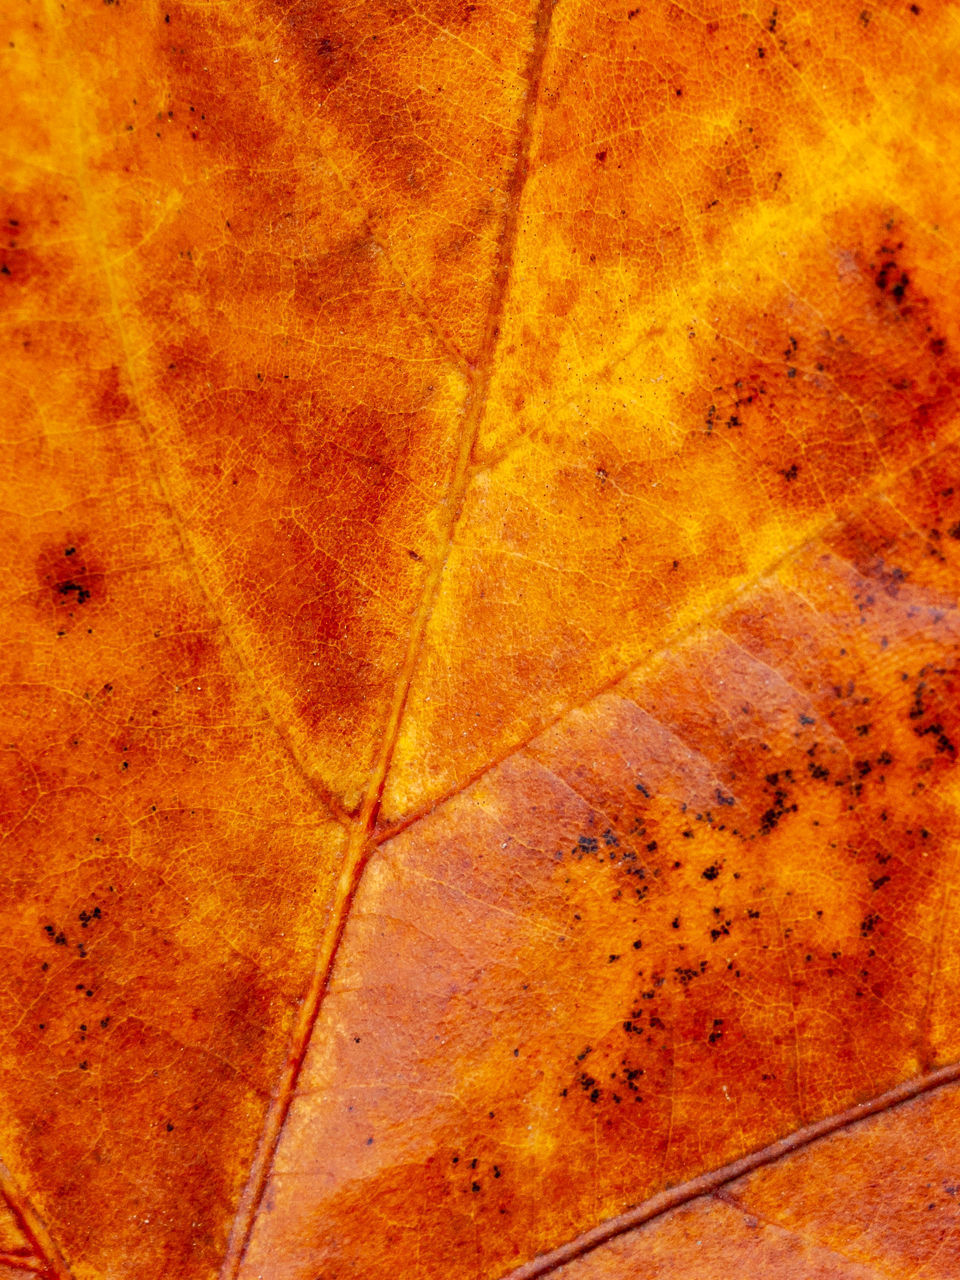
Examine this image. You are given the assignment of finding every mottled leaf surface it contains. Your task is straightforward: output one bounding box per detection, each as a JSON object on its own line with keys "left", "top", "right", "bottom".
{"left": 548, "top": 1074, "right": 960, "bottom": 1280}
{"left": 3, "top": 0, "right": 960, "bottom": 1277}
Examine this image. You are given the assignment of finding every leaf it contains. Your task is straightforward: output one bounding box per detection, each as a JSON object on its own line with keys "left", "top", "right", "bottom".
{"left": 3, "top": 0, "right": 960, "bottom": 1277}
{"left": 520, "top": 1070, "right": 960, "bottom": 1278}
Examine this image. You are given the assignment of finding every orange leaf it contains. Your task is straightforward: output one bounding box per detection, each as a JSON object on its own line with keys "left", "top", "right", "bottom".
{"left": 522, "top": 1071, "right": 960, "bottom": 1278}
{"left": 3, "top": 0, "right": 960, "bottom": 1277}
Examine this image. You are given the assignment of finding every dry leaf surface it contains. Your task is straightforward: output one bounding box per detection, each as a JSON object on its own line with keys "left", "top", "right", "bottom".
{"left": 3, "top": 0, "right": 960, "bottom": 1276}
{"left": 544, "top": 1074, "right": 960, "bottom": 1280}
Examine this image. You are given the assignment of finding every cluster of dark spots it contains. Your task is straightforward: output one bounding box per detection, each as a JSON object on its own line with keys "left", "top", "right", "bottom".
{"left": 578, "top": 1071, "right": 600, "bottom": 1103}
{"left": 806, "top": 741, "right": 830, "bottom": 781}
{"left": 915, "top": 721, "right": 956, "bottom": 756}
{"left": 760, "top": 770, "right": 798, "bottom": 834}
{"left": 674, "top": 960, "right": 708, "bottom": 985}
{"left": 449, "top": 1147, "right": 504, "bottom": 1194}
{"left": 701, "top": 863, "right": 721, "bottom": 881}
{"left": 710, "top": 374, "right": 768, "bottom": 435}
{"left": 708, "top": 1019, "right": 724, "bottom": 1045}
{"left": 78, "top": 906, "right": 102, "bottom": 928}
{"left": 686, "top": 807, "right": 732, "bottom": 835}
{"left": 873, "top": 242, "right": 910, "bottom": 305}
{"left": 0, "top": 215, "right": 25, "bottom": 281}
{"left": 58, "top": 580, "right": 91, "bottom": 604}
{"left": 860, "top": 913, "right": 879, "bottom": 937}
{"left": 907, "top": 667, "right": 958, "bottom": 756}
{"left": 635, "top": 972, "right": 667, "bottom": 1003}
{"left": 37, "top": 541, "right": 106, "bottom": 628}
{"left": 43, "top": 924, "right": 67, "bottom": 946}
{"left": 710, "top": 912, "right": 732, "bottom": 942}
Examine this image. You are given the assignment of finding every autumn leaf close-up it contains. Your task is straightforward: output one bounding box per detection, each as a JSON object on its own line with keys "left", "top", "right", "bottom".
{"left": 4, "top": 0, "right": 960, "bottom": 1275}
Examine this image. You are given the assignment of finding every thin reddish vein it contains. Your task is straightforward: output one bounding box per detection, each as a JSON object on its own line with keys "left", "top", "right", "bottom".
{"left": 499, "top": 1061, "right": 960, "bottom": 1280}
{"left": 375, "top": 422, "right": 960, "bottom": 848}
{"left": 0, "top": 1162, "right": 73, "bottom": 1280}
{"left": 46, "top": 0, "right": 351, "bottom": 836}
{"left": 217, "top": 2, "right": 559, "bottom": 1276}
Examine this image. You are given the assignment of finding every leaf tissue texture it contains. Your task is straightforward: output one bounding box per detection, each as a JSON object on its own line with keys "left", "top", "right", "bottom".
{"left": 3, "top": 0, "right": 960, "bottom": 1277}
